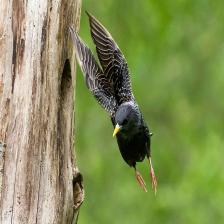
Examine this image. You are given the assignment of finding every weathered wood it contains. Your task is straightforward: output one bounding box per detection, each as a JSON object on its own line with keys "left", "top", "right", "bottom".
{"left": 0, "top": 0, "right": 83, "bottom": 223}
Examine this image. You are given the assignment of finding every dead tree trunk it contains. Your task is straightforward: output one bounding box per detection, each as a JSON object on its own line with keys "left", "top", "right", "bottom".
{"left": 0, "top": 0, "right": 84, "bottom": 223}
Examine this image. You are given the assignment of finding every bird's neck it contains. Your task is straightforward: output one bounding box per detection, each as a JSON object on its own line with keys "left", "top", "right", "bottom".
{"left": 121, "top": 119, "right": 142, "bottom": 139}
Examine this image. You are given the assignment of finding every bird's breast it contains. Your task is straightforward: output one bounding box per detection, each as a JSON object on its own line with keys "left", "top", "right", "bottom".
{"left": 116, "top": 129, "right": 148, "bottom": 165}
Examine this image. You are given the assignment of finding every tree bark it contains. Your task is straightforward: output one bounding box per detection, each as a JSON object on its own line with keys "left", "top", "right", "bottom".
{"left": 0, "top": 0, "right": 84, "bottom": 223}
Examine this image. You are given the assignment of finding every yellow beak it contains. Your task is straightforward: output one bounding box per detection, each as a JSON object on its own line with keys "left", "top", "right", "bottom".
{"left": 113, "top": 124, "right": 121, "bottom": 137}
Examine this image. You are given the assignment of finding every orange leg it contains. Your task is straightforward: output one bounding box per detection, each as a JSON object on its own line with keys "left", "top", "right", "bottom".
{"left": 148, "top": 157, "right": 157, "bottom": 195}
{"left": 134, "top": 167, "right": 147, "bottom": 192}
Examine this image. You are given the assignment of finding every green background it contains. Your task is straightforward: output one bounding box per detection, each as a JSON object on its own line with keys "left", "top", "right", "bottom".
{"left": 75, "top": 0, "right": 224, "bottom": 223}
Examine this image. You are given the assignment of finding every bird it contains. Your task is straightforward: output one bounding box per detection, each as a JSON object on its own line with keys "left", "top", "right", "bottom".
{"left": 69, "top": 11, "right": 157, "bottom": 194}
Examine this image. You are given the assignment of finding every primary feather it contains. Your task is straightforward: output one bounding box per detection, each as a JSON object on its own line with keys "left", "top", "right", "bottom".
{"left": 69, "top": 26, "right": 118, "bottom": 116}
{"left": 86, "top": 11, "right": 134, "bottom": 104}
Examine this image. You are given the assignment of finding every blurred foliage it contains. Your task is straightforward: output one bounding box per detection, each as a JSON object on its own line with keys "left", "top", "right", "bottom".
{"left": 74, "top": 0, "right": 224, "bottom": 223}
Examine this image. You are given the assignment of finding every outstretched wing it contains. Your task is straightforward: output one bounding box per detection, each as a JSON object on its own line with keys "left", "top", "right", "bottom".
{"left": 86, "top": 12, "right": 134, "bottom": 104}
{"left": 69, "top": 27, "right": 118, "bottom": 116}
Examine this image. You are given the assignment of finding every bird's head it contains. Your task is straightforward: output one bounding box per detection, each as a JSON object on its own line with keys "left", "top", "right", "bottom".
{"left": 113, "top": 102, "right": 140, "bottom": 137}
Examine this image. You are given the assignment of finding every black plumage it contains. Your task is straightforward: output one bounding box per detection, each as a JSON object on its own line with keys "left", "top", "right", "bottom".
{"left": 69, "top": 12, "right": 157, "bottom": 193}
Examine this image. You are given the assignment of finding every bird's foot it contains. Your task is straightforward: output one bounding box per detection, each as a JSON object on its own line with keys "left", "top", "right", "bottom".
{"left": 135, "top": 170, "right": 147, "bottom": 192}
{"left": 149, "top": 157, "right": 157, "bottom": 195}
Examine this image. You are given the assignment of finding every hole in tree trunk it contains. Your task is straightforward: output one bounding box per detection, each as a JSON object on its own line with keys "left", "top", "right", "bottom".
{"left": 57, "top": 59, "right": 73, "bottom": 213}
{"left": 58, "top": 58, "right": 72, "bottom": 154}
{"left": 61, "top": 59, "right": 72, "bottom": 104}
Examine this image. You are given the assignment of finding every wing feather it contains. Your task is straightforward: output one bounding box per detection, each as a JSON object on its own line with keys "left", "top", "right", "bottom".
{"left": 86, "top": 12, "right": 134, "bottom": 104}
{"left": 69, "top": 27, "right": 118, "bottom": 116}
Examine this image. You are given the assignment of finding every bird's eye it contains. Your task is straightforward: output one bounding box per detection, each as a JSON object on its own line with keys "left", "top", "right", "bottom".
{"left": 122, "top": 119, "right": 128, "bottom": 125}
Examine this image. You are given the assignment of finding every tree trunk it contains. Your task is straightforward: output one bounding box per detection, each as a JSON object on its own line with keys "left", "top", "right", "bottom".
{"left": 0, "top": 0, "right": 84, "bottom": 223}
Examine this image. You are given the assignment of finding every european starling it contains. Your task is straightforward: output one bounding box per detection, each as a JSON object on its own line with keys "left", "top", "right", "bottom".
{"left": 69, "top": 12, "right": 157, "bottom": 193}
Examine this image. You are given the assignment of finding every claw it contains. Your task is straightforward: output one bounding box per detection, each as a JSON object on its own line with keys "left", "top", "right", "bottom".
{"left": 149, "top": 157, "right": 157, "bottom": 195}
{"left": 135, "top": 169, "right": 147, "bottom": 192}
